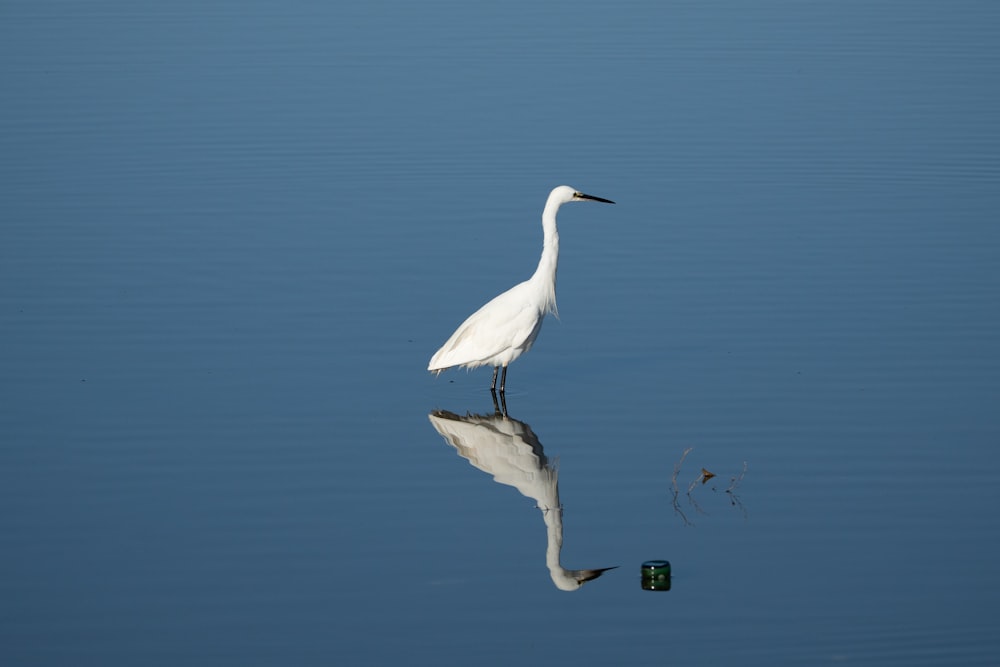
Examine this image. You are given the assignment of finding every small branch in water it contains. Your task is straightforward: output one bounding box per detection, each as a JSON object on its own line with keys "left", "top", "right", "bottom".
{"left": 672, "top": 447, "right": 692, "bottom": 489}
{"left": 687, "top": 468, "right": 715, "bottom": 494}
{"left": 726, "top": 461, "right": 747, "bottom": 494}
{"left": 670, "top": 451, "right": 749, "bottom": 524}
{"left": 670, "top": 448, "right": 694, "bottom": 527}
{"left": 726, "top": 461, "right": 748, "bottom": 518}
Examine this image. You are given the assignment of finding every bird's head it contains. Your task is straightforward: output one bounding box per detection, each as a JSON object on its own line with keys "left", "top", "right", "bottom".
{"left": 551, "top": 185, "right": 615, "bottom": 206}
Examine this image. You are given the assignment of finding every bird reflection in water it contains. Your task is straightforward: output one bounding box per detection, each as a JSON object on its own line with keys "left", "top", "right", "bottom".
{"left": 428, "top": 400, "right": 616, "bottom": 591}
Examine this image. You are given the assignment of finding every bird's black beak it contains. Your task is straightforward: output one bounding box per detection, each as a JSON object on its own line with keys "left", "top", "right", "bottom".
{"left": 574, "top": 566, "right": 619, "bottom": 584}
{"left": 577, "top": 192, "right": 615, "bottom": 204}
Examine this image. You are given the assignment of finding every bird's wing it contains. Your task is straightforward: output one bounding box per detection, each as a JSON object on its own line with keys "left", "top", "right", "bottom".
{"left": 428, "top": 284, "right": 542, "bottom": 370}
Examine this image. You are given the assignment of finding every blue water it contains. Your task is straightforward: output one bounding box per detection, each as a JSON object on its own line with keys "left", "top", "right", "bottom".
{"left": 3, "top": 1, "right": 999, "bottom": 665}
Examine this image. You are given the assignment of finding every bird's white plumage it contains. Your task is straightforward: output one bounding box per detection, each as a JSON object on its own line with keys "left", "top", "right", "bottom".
{"left": 428, "top": 280, "right": 549, "bottom": 371}
{"left": 428, "top": 185, "right": 614, "bottom": 390}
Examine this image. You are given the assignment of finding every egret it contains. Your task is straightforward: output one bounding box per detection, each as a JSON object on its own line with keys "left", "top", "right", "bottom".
{"left": 428, "top": 185, "right": 615, "bottom": 393}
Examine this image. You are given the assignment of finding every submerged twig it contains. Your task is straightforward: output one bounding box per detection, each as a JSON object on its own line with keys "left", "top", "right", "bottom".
{"left": 670, "top": 451, "right": 749, "bottom": 524}
{"left": 726, "top": 461, "right": 747, "bottom": 494}
{"left": 687, "top": 468, "right": 715, "bottom": 494}
{"left": 726, "top": 461, "right": 748, "bottom": 518}
{"left": 672, "top": 448, "right": 692, "bottom": 489}
{"left": 670, "top": 448, "right": 694, "bottom": 526}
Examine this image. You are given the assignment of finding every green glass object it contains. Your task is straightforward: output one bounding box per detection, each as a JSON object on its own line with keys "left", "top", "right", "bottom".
{"left": 641, "top": 560, "right": 671, "bottom": 591}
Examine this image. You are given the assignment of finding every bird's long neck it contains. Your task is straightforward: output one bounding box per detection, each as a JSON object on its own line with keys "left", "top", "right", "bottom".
{"left": 530, "top": 199, "right": 560, "bottom": 316}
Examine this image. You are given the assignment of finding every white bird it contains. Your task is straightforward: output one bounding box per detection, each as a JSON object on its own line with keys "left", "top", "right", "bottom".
{"left": 428, "top": 185, "right": 615, "bottom": 393}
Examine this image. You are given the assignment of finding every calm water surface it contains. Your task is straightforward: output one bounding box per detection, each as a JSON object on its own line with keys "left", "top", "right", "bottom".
{"left": 2, "top": 1, "right": 999, "bottom": 665}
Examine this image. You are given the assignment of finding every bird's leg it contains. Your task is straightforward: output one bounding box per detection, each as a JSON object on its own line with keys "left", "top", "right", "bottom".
{"left": 490, "top": 366, "right": 500, "bottom": 392}
{"left": 499, "top": 366, "right": 508, "bottom": 394}
{"left": 490, "top": 382, "right": 508, "bottom": 418}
